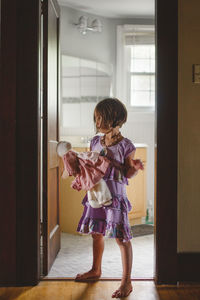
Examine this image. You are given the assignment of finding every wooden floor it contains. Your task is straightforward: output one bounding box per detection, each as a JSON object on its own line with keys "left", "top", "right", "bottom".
{"left": 0, "top": 280, "right": 200, "bottom": 300}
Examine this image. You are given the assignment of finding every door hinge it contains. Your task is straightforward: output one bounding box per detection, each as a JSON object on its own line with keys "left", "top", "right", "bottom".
{"left": 40, "top": 222, "right": 44, "bottom": 236}
{"left": 41, "top": 0, "right": 45, "bottom": 15}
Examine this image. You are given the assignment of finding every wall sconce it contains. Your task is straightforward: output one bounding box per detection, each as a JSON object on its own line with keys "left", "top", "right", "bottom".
{"left": 74, "top": 16, "right": 103, "bottom": 35}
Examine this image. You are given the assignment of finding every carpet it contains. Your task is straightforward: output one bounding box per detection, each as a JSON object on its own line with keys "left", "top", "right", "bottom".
{"left": 131, "top": 224, "right": 154, "bottom": 237}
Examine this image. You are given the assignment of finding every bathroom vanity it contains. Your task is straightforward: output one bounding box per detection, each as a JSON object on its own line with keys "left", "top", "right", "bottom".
{"left": 126, "top": 144, "right": 147, "bottom": 226}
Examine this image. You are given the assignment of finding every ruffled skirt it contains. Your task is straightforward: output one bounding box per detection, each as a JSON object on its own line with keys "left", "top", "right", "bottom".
{"left": 77, "top": 180, "right": 133, "bottom": 242}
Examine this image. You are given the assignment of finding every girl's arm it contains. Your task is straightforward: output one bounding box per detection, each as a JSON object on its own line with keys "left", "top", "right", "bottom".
{"left": 124, "top": 150, "right": 137, "bottom": 178}
{"left": 124, "top": 150, "right": 144, "bottom": 178}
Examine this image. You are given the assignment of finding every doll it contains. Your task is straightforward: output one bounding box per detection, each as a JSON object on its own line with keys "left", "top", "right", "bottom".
{"left": 56, "top": 141, "right": 112, "bottom": 208}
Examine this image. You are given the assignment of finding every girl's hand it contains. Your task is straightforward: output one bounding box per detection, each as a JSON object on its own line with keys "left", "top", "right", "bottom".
{"left": 132, "top": 159, "right": 144, "bottom": 171}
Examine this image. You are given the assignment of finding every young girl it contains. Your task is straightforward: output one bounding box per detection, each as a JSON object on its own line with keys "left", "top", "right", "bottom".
{"left": 75, "top": 98, "right": 143, "bottom": 298}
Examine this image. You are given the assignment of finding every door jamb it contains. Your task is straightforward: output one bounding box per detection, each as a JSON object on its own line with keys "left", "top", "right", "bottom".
{"left": 154, "top": 0, "right": 178, "bottom": 284}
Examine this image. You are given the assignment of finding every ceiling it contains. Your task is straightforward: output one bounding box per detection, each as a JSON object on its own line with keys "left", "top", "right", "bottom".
{"left": 58, "top": 0, "right": 155, "bottom": 19}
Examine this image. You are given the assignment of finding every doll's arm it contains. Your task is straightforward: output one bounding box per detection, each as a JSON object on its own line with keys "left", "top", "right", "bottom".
{"left": 61, "top": 150, "right": 81, "bottom": 177}
{"left": 60, "top": 158, "right": 69, "bottom": 179}
{"left": 61, "top": 169, "right": 69, "bottom": 179}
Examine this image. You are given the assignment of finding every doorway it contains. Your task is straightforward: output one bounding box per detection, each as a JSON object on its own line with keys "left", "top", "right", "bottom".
{"left": 39, "top": 0, "right": 178, "bottom": 284}
{"left": 41, "top": 0, "right": 155, "bottom": 280}
{"left": 0, "top": 0, "right": 178, "bottom": 287}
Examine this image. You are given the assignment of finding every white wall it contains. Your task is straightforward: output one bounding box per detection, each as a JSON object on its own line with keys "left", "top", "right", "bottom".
{"left": 60, "top": 6, "right": 116, "bottom": 138}
{"left": 60, "top": 4, "right": 155, "bottom": 221}
{"left": 60, "top": 6, "right": 116, "bottom": 76}
{"left": 60, "top": 6, "right": 154, "bottom": 100}
{"left": 178, "top": 0, "right": 200, "bottom": 252}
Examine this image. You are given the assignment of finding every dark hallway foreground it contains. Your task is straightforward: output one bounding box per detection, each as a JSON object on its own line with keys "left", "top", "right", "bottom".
{"left": 0, "top": 281, "right": 200, "bottom": 300}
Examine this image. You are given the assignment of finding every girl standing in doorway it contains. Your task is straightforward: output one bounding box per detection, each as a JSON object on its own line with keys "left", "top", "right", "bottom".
{"left": 75, "top": 98, "right": 143, "bottom": 298}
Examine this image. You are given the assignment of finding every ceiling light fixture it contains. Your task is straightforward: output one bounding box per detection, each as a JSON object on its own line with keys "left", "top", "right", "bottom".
{"left": 74, "top": 16, "right": 103, "bottom": 35}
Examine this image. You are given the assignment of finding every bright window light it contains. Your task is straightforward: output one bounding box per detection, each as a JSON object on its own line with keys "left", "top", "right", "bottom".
{"left": 130, "top": 45, "right": 155, "bottom": 107}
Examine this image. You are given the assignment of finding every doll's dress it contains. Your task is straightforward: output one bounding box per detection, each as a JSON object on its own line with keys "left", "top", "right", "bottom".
{"left": 77, "top": 135, "right": 136, "bottom": 242}
{"left": 62, "top": 150, "right": 113, "bottom": 208}
{"left": 62, "top": 150, "right": 110, "bottom": 191}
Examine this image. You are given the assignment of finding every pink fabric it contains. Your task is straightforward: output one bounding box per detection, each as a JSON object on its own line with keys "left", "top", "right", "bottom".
{"left": 62, "top": 150, "right": 110, "bottom": 191}
{"left": 62, "top": 151, "right": 80, "bottom": 176}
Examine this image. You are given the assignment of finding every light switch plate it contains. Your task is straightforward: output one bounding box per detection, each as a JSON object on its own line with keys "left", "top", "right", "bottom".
{"left": 193, "top": 64, "right": 200, "bottom": 83}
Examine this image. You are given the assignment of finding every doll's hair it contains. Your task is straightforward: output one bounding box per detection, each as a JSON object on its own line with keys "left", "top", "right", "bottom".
{"left": 94, "top": 98, "right": 127, "bottom": 132}
{"left": 57, "top": 141, "right": 72, "bottom": 157}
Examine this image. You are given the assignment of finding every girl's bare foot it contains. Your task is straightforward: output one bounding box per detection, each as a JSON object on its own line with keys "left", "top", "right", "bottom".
{"left": 75, "top": 269, "right": 101, "bottom": 282}
{"left": 112, "top": 280, "right": 133, "bottom": 298}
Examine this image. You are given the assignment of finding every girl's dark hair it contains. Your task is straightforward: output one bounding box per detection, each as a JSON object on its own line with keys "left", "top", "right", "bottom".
{"left": 94, "top": 98, "right": 127, "bottom": 132}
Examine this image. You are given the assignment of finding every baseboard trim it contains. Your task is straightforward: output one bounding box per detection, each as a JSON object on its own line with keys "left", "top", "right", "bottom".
{"left": 178, "top": 253, "right": 200, "bottom": 282}
{"left": 41, "top": 277, "right": 155, "bottom": 281}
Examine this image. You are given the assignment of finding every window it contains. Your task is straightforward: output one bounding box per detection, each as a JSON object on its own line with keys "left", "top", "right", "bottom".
{"left": 129, "top": 44, "right": 155, "bottom": 107}
{"left": 116, "top": 25, "right": 155, "bottom": 109}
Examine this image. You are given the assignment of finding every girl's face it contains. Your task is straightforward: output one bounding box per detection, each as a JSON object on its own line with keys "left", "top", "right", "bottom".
{"left": 94, "top": 110, "right": 110, "bottom": 133}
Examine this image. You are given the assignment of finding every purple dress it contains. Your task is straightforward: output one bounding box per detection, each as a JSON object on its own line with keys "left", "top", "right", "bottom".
{"left": 77, "top": 135, "right": 136, "bottom": 242}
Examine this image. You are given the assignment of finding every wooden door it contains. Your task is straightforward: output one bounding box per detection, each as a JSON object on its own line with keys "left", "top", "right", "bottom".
{"left": 42, "top": 0, "right": 60, "bottom": 274}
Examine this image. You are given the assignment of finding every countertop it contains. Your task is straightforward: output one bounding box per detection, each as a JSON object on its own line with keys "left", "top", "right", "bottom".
{"left": 60, "top": 135, "right": 148, "bottom": 149}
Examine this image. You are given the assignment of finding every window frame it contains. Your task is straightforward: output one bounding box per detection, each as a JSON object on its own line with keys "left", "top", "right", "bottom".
{"left": 127, "top": 44, "right": 155, "bottom": 112}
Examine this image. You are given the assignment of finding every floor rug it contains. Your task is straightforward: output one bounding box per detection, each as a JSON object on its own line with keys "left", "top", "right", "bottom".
{"left": 131, "top": 224, "right": 154, "bottom": 237}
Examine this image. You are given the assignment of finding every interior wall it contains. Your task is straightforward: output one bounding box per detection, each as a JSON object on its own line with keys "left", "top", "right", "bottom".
{"left": 60, "top": 6, "right": 116, "bottom": 139}
{"left": 178, "top": 0, "right": 200, "bottom": 252}
{"left": 60, "top": 5, "right": 154, "bottom": 94}
{"left": 61, "top": 6, "right": 115, "bottom": 63}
